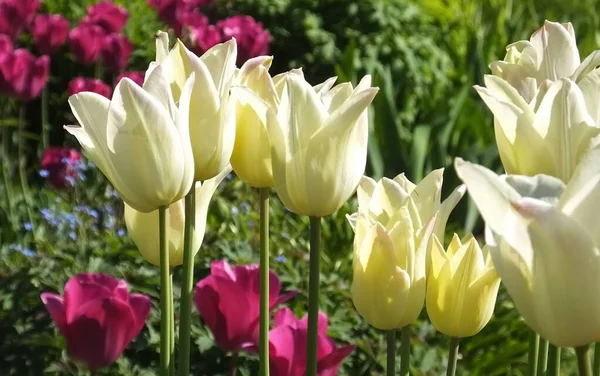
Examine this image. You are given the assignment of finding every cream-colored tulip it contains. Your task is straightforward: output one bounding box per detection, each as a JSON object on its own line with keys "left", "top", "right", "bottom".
{"left": 124, "top": 165, "right": 232, "bottom": 266}
{"left": 267, "top": 73, "right": 379, "bottom": 217}
{"left": 475, "top": 75, "right": 600, "bottom": 182}
{"left": 455, "top": 153, "right": 600, "bottom": 347}
{"left": 426, "top": 234, "right": 500, "bottom": 338}
{"left": 65, "top": 64, "right": 195, "bottom": 213}
{"left": 230, "top": 56, "right": 278, "bottom": 188}
{"left": 152, "top": 31, "right": 237, "bottom": 181}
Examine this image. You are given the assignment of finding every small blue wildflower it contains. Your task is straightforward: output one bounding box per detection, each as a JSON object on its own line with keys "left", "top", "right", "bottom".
{"left": 23, "top": 222, "right": 32, "bottom": 231}
{"left": 225, "top": 173, "right": 234, "bottom": 181}
{"left": 39, "top": 169, "right": 49, "bottom": 178}
{"left": 117, "top": 228, "right": 126, "bottom": 236}
{"left": 241, "top": 202, "right": 251, "bottom": 214}
{"left": 40, "top": 208, "right": 54, "bottom": 221}
{"left": 89, "top": 209, "right": 99, "bottom": 219}
{"left": 231, "top": 207, "right": 239, "bottom": 216}
{"left": 61, "top": 157, "right": 72, "bottom": 165}
{"left": 65, "top": 176, "right": 76, "bottom": 186}
{"left": 21, "top": 248, "right": 35, "bottom": 257}
{"left": 68, "top": 231, "right": 77, "bottom": 240}
{"left": 276, "top": 255, "right": 287, "bottom": 263}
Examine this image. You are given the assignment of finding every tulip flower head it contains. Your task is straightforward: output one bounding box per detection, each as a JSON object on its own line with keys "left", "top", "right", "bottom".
{"left": 69, "top": 23, "right": 106, "bottom": 65}
{"left": 30, "top": 14, "right": 70, "bottom": 55}
{"left": 267, "top": 73, "right": 378, "bottom": 217}
{"left": 217, "top": 15, "right": 270, "bottom": 65}
{"left": 41, "top": 273, "right": 151, "bottom": 370}
{"left": 40, "top": 147, "right": 82, "bottom": 188}
{"left": 83, "top": 0, "right": 129, "bottom": 34}
{"left": 426, "top": 234, "right": 500, "bottom": 338}
{"left": 68, "top": 77, "right": 112, "bottom": 98}
{"left": 188, "top": 21, "right": 222, "bottom": 56}
{"left": 268, "top": 307, "right": 355, "bottom": 376}
{"left": 0, "top": 49, "right": 50, "bottom": 101}
{"left": 151, "top": 31, "right": 237, "bottom": 181}
{"left": 475, "top": 75, "right": 600, "bottom": 182}
{"left": 455, "top": 151, "right": 600, "bottom": 347}
{"left": 124, "top": 165, "right": 231, "bottom": 266}
{"left": 194, "top": 260, "right": 296, "bottom": 352}
{"left": 101, "top": 33, "right": 133, "bottom": 72}
{"left": 65, "top": 63, "right": 196, "bottom": 213}
{"left": 0, "top": 0, "right": 40, "bottom": 39}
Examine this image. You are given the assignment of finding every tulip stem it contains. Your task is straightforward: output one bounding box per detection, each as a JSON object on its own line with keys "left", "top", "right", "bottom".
{"left": 537, "top": 338, "right": 548, "bottom": 376}
{"left": 593, "top": 342, "right": 600, "bottom": 376}
{"left": 159, "top": 205, "right": 172, "bottom": 376}
{"left": 446, "top": 337, "right": 459, "bottom": 376}
{"left": 546, "top": 344, "right": 560, "bottom": 376}
{"left": 528, "top": 332, "right": 540, "bottom": 376}
{"left": 259, "top": 188, "right": 270, "bottom": 376}
{"left": 577, "top": 345, "right": 593, "bottom": 376}
{"left": 41, "top": 85, "right": 49, "bottom": 150}
{"left": 17, "top": 103, "right": 37, "bottom": 243}
{"left": 177, "top": 187, "right": 196, "bottom": 376}
{"left": 0, "top": 99, "right": 15, "bottom": 229}
{"left": 94, "top": 61, "right": 103, "bottom": 80}
{"left": 386, "top": 330, "right": 396, "bottom": 376}
{"left": 400, "top": 326, "right": 411, "bottom": 376}
{"left": 306, "top": 216, "right": 321, "bottom": 376}
{"left": 169, "top": 270, "right": 175, "bottom": 376}
{"left": 228, "top": 352, "right": 238, "bottom": 376}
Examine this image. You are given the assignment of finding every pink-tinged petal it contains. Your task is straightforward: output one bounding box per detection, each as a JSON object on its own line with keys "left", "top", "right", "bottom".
{"left": 126, "top": 293, "right": 151, "bottom": 339}
{"left": 317, "top": 344, "right": 355, "bottom": 376}
{"left": 273, "top": 307, "right": 299, "bottom": 328}
{"left": 271, "top": 290, "right": 297, "bottom": 308}
{"left": 41, "top": 293, "right": 68, "bottom": 335}
{"left": 63, "top": 273, "right": 116, "bottom": 323}
{"left": 195, "top": 277, "right": 235, "bottom": 350}
{"left": 210, "top": 259, "right": 237, "bottom": 280}
{"left": 269, "top": 325, "right": 306, "bottom": 376}
{"left": 112, "top": 279, "right": 130, "bottom": 302}
{"left": 298, "top": 312, "right": 329, "bottom": 335}
{"left": 316, "top": 334, "right": 336, "bottom": 360}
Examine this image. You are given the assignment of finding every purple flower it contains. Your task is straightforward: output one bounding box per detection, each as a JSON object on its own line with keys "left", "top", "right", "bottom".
{"left": 30, "top": 14, "right": 70, "bottom": 55}
{"left": 83, "top": 1, "right": 128, "bottom": 34}
{"left": 68, "top": 23, "right": 106, "bottom": 65}
{"left": 101, "top": 33, "right": 132, "bottom": 71}
{"left": 217, "top": 15, "right": 270, "bottom": 65}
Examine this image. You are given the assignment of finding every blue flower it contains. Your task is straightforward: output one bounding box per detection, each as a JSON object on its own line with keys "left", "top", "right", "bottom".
{"left": 231, "top": 207, "right": 239, "bottom": 216}
{"left": 39, "top": 169, "right": 49, "bottom": 178}
{"left": 68, "top": 231, "right": 77, "bottom": 240}
{"left": 117, "top": 228, "right": 126, "bottom": 236}
{"left": 65, "top": 176, "right": 76, "bottom": 186}
{"left": 23, "top": 222, "right": 32, "bottom": 231}
{"left": 276, "top": 255, "right": 287, "bottom": 263}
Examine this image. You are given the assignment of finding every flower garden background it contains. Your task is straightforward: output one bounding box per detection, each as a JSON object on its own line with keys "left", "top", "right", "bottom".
{"left": 1, "top": 0, "right": 599, "bottom": 375}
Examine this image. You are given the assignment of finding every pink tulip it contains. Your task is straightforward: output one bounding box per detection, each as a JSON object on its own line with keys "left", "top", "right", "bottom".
{"left": 68, "top": 23, "right": 106, "bottom": 65}
{"left": 40, "top": 147, "right": 82, "bottom": 188}
{"left": 147, "top": 0, "right": 203, "bottom": 36}
{"left": 217, "top": 15, "right": 270, "bottom": 64}
{"left": 194, "top": 260, "right": 296, "bottom": 352}
{"left": 0, "top": 34, "right": 11, "bottom": 54}
{"left": 188, "top": 21, "right": 221, "bottom": 56}
{"left": 116, "top": 71, "right": 145, "bottom": 87}
{"left": 269, "top": 308, "right": 355, "bottom": 376}
{"left": 0, "top": 35, "right": 11, "bottom": 95}
{"left": 68, "top": 77, "right": 112, "bottom": 98}
{"left": 30, "top": 14, "right": 70, "bottom": 55}
{"left": 183, "top": 0, "right": 215, "bottom": 7}
{"left": 41, "top": 273, "right": 151, "bottom": 370}
{"left": 101, "top": 33, "right": 132, "bottom": 71}
{"left": 0, "top": 49, "right": 49, "bottom": 101}
{"left": 0, "top": 0, "right": 40, "bottom": 39}
{"left": 83, "top": 0, "right": 128, "bottom": 33}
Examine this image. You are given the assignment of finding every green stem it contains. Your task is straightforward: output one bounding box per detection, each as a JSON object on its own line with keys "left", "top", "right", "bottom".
{"left": 400, "top": 326, "right": 411, "bottom": 376}
{"left": 593, "top": 342, "right": 600, "bottom": 376}
{"left": 94, "top": 61, "right": 103, "bottom": 80}
{"left": 546, "top": 344, "right": 560, "bottom": 376}
{"left": 386, "top": 330, "right": 396, "bottom": 376}
{"left": 17, "top": 103, "right": 37, "bottom": 241}
{"left": 228, "top": 352, "right": 238, "bottom": 376}
{"left": 169, "top": 270, "right": 175, "bottom": 376}
{"left": 577, "top": 345, "right": 593, "bottom": 376}
{"left": 528, "top": 332, "right": 540, "bottom": 376}
{"left": 447, "top": 337, "right": 459, "bottom": 376}
{"left": 159, "top": 206, "right": 172, "bottom": 376}
{"left": 537, "top": 338, "right": 548, "bottom": 376}
{"left": 177, "top": 187, "right": 196, "bottom": 376}
{"left": 41, "top": 85, "right": 49, "bottom": 150}
{"left": 0, "top": 99, "right": 15, "bottom": 228}
{"left": 259, "top": 188, "right": 270, "bottom": 376}
{"left": 306, "top": 216, "right": 321, "bottom": 376}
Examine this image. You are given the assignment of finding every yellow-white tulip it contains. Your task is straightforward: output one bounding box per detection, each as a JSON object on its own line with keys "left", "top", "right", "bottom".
{"left": 475, "top": 75, "right": 600, "bottom": 182}
{"left": 455, "top": 152, "right": 600, "bottom": 347}
{"left": 267, "top": 73, "right": 378, "bottom": 217}
{"left": 230, "top": 56, "right": 278, "bottom": 188}
{"left": 426, "top": 234, "right": 500, "bottom": 338}
{"left": 124, "top": 165, "right": 232, "bottom": 266}
{"left": 65, "top": 64, "right": 195, "bottom": 213}
{"left": 152, "top": 31, "right": 237, "bottom": 181}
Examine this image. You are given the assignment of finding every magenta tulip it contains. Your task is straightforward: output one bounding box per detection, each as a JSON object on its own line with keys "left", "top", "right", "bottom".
{"left": 68, "top": 23, "right": 106, "bottom": 65}
{"left": 101, "top": 33, "right": 132, "bottom": 71}
{"left": 30, "top": 14, "right": 70, "bottom": 55}
{"left": 41, "top": 273, "right": 151, "bottom": 371}
{"left": 217, "top": 15, "right": 270, "bottom": 64}
{"left": 147, "top": 0, "right": 204, "bottom": 36}
{"left": 0, "top": 49, "right": 49, "bottom": 101}
{"left": 83, "top": 0, "right": 128, "bottom": 34}
{"left": 68, "top": 77, "right": 112, "bottom": 98}
{"left": 194, "top": 260, "right": 296, "bottom": 352}
{"left": 116, "top": 71, "right": 145, "bottom": 87}
{"left": 0, "top": 34, "right": 11, "bottom": 54}
{"left": 40, "top": 147, "right": 82, "bottom": 188}
{"left": 0, "top": 0, "right": 40, "bottom": 39}
{"left": 269, "top": 308, "right": 355, "bottom": 376}
{"left": 188, "top": 21, "right": 221, "bottom": 55}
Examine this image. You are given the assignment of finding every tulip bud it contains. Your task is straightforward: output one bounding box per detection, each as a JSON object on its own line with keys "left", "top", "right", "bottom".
{"left": 268, "top": 307, "right": 355, "bottom": 376}
{"left": 124, "top": 166, "right": 231, "bottom": 266}
{"left": 268, "top": 74, "right": 378, "bottom": 216}
{"left": 83, "top": 0, "right": 128, "bottom": 34}
{"left": 101, "top": 33, "right": 133, "bottom": 72}
{"left": 0, "top": 49, "right": 50, "bottom": 101}
{"left": 230, "top": 56, "right": 277, "bottom": 187}
{"left": 151, "top": 32, "right": 237, "bottom": 181}
{"left": 30, "top": 14, "right": 70, "bottom": 55}
{"left": 41, "top": 273, "right": 151, "bottom": 370}
{"left": 217, "top": 15, "right": 270, "bottom": 65}
{"left": 194, "top": 260, "right": 296, "bottom": 352}
{"left": 65, "top": 63, "right": 195, "bottom": 213}
{"left": 69, "top": 23, "right": 106, "bottom": 65}
{"left": 116, "top": 71, "right": 145, "bottom": 87}
{"left": 0, "top": 0, "right": 40, "bottom": 40}
{"left": 40, "top": 147, "right": 82, "bottom": 189}
{"left": 426, "top": 234, "right": 500, "bottom": 338}
{"left": 455, "top": 151, "right": 600, "bottom": 347}
{"left": 68, "top": 77, "right": 112, "bottom": 98}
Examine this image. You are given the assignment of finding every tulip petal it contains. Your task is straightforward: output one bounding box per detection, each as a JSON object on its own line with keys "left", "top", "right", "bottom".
{"left": 313, "top": 76, "right": 337, "bottom": 96}
{"left": 433, "top": 184, "right": 466, "bottom": 241}
{"left": 200, "top": 39, "right": 237, "bottom": 97}
{"left": 127, "top": 293, "right": 151, "bottom": 339}
{"left": 269, "top": 325, "right": 303, "bottom": 376}
{"left": 531, "top": 21, "right": 580, "bottom": 80}
{"left": 503, "top": 174, "right": 565, "bottom": 203}
{"left": 41, "top": 293, "right": 68, "bottom": 335}
{"left": 356, "top": 176, "right": 377, "bottom": 212}
{"left": 274, "top": 307, "right": 298, "bottom": 328}
{"left": 576, "top": 67, "right": 600, "bottom": 125}
{"left": 410, "top": 168, "right": 443, "bottom": 222}
{"left": 317, "top": 344, "right": 355, "bottom": 376}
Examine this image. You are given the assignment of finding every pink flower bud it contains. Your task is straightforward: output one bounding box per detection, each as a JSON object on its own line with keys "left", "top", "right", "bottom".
{"left": 0, "top": 49, "right": 50, "bottom": 101}
{"left": 41, "top": 273, "right": 151, "bottom": 370}
{"left": 68, "top": 23, "right": 106, "bottom": 65}
{"left": 68, "top": 77, "right": 112, "bottom": 98}
{"left": 30, "top": 14, "right": 70, "bottom": 55}
{"left": 101, "top": 33, "right": 132, "bottom": 72}
{"left": 0, "top": 0, "right": 40, "bottom": 39}
{"left": 83, "top": 0, "right": 128, "bottom": 33}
